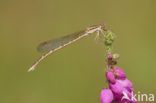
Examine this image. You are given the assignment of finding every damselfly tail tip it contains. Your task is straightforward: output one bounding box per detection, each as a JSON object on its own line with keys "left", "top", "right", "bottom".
{"left": 28, "top": 66, "right": 36, "bottom": 72}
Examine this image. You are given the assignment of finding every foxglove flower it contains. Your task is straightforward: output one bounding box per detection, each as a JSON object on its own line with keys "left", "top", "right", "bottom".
{"left": 100, "top": 67, "right": 136, "bottom": 103}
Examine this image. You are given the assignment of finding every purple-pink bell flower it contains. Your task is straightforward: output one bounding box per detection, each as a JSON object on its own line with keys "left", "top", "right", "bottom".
{"left": 100, "top": 89, "right": 114, "bottom": 103}
{"left": 100, "top": 67, "right": 136, "bottom": 103}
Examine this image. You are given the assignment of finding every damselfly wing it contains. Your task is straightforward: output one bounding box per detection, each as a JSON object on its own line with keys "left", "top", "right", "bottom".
{"left": 37, "top": 30, "right": 85, "bottom": 52}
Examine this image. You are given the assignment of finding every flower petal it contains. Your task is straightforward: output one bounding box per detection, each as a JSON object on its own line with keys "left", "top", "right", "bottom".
{"left": 100, "top": 88, "right": 114, "bottom": 103}
{"left": 106, "top": 69, "right": 116, "bottom": 84}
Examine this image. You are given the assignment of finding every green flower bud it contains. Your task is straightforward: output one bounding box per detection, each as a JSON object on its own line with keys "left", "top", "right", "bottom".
{"left": 112, "top": 54, "right": 120, "bottom": 60}
{"left": 104, "top": 31, "right": 116, "bottom": 45}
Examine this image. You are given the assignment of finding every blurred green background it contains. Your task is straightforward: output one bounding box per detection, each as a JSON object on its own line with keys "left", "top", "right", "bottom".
{"left": 0, "top": 0, "right": 156, "bottom": 103}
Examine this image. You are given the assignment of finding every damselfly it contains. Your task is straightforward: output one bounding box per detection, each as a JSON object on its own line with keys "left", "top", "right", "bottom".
{"left": 28, "top": 23, "right": 106, "bottom": 72}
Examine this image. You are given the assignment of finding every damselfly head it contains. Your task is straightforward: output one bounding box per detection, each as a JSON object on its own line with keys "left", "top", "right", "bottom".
{"left": 99, "top": 22, "right": 105, "bottom": 27}
{"left": 100, "top": 22, "right": 106, "bottom": 31}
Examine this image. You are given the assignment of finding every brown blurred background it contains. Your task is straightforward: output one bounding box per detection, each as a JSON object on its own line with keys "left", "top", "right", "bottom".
{"left": 0, "top": 0, "right": 156, "bottom": 103}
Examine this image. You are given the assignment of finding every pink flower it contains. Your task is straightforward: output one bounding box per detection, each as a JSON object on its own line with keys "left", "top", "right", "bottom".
{"left": 100, "top": 89, "right": 114, "bottom": 103}
{"left": 100, "top": 67, "right": 137, "bottom": 103}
